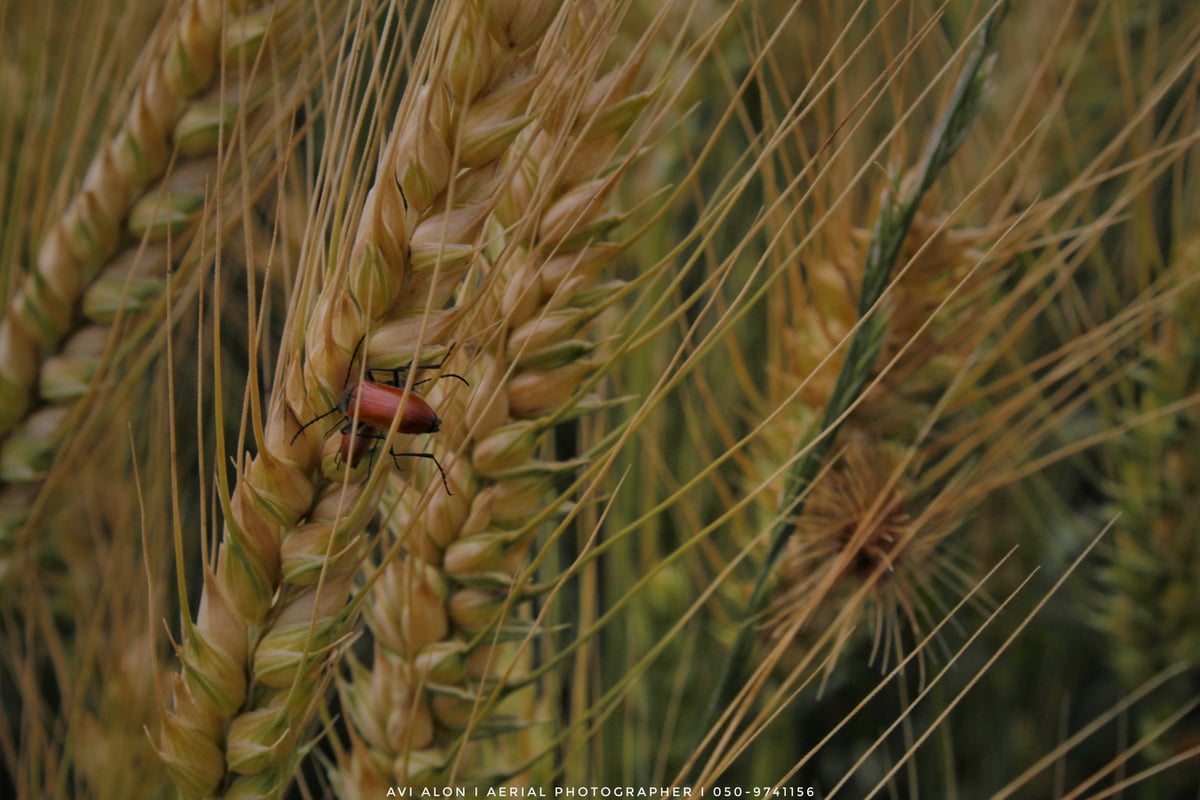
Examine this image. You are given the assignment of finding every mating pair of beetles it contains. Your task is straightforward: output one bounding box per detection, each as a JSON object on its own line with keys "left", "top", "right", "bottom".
{"left": 292, "top": 343, "right": 465, "bottom": 494}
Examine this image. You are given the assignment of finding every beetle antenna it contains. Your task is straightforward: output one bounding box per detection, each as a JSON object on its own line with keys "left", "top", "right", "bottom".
{"left": 424, "top": 342, "right": 468, "bottom": 385}
{"left": 365, "top": 344, "right": 470, "bottom": 389}
{"left": 369, "top": 369, "right": 470, "bottom": 389}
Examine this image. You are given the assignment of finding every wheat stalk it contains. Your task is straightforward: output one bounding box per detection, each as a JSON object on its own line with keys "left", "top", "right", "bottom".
{"left": 699, "top": 6, "right": 1010, "bottom": 757}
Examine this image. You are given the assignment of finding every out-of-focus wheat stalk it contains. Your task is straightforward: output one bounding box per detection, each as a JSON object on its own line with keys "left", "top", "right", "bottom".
{"left": 693, "top": 9, "right": 1010, "bottom": 773}
{"left": 0, "top": 2, "right": 318, "bottom": 797}
{"left": 1090, "top": 243, "right": 1200, "bottom": 792}
{"left": 570, "top": 0, "right": 1200, "bottom": 793}
{"left": 0, "top": 0, "right": 306, "bottom": 583}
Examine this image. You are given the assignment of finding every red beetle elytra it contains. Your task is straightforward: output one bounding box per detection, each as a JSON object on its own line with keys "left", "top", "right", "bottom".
{"left": 342, "top": 380, "right": 442, "bottom": 435}
{"left": 292, "top": 343, "right": 466, "bottom": 494}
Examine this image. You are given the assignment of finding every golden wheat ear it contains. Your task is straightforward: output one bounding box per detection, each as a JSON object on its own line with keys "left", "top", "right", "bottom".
{"left": 157, "top": 1, "right": 573, "bottom": 796}
{"left": 0, "top": 2, "right": 322, "bottom": 798}
{"left": 0, "top": 0, "right": 308, "bottom": 580}
{"left": 332, "top": 0, "right": 660, "bottom": 781}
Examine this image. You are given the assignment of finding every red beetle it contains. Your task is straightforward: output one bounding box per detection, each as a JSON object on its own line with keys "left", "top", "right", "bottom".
{"left": 342, "top": 381, "right": 442, "bottom": 435}
{"left": 292, "top": 348, "right": 465, "bottom": 494}
{"left": 335, "top": 381, "right": 448, "bottom": 484}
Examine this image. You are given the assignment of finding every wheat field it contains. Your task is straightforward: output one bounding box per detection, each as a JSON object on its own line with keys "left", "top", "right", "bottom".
{"left": 2, "top": 0, "right": 1199, "bottom": 797}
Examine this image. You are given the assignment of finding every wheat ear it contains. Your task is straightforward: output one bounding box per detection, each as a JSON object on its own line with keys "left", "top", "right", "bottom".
{"left": 700, "top": 1, "right": 1010, "bottom": 765}
{"left": 157, "top": 1, "right": 562, "bottom": 796}
{"left": 0, "top": 0, "right": 257, "bottom": 433}
{"left": 333, "top": 0, "right": 653, "bottom": 787}
{"left": 0, "top": 0, "right": 297, "bottom": 577}
{"left": 1094, "top": 240, "right": 1200, "bottom": 764}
